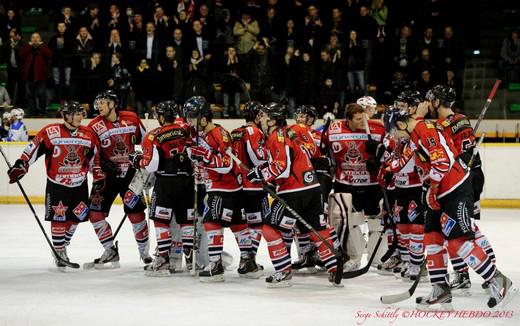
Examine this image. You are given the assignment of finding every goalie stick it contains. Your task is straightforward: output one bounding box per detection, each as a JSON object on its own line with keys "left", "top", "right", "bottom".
{"left": 226, "top": 148, "right": 344, "bottom": 286}
{"left": 0, "top": 145, "right": 80, "bottom": 269}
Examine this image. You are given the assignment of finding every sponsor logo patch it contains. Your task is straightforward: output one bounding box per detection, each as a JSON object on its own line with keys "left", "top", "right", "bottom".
{"left": 72, "top": 201, "right": 89, "bottom": 220}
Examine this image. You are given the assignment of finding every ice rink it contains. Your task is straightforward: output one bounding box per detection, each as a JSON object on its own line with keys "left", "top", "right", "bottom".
{"left": 0, "top": 205, "right": 518, "bottom": 326}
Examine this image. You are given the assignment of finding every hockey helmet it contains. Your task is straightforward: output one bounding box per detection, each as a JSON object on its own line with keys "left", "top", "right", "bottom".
{"left": 94, "top": 90, "right": 119, "bottom": 110}
{"left": 425, "top": 85, "right": 456, "bottom": 108}
{"left": 183, "top": 96, "right": 212, "bottom": 120}
{"left": 156, "top": 100, "right": 179, "bottom": 122}
{"left": 10, "top": 108, "right": 24, "bottom": 120}
{"left": 296, "top": 105, "right": 318, "bottom": 119}
{"left": 383, "top": 106, "right": 411, "bottom": 133}
{"left": 356, "top": 96, "right": 377, "bottom": 109}
{"left": 242, "top": 101, "right": 263, "bottom": 122}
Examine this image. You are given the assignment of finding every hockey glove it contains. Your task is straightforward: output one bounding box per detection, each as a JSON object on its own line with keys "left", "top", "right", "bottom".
{"left": 100, "top": 159, "right": 120, "bottom": 175}
{"left": 422, "top": 183, "right": 440, "bottom": 211}
{"left": 377, "top": 166, "right": 394, "bottom": 188}
{"left": 7, "top": 159, "right": 28, "bottom": 184}
{"left": 129, "top": 151, "right": 143, "bottom": 169}
{"left": 189, "top": 145, "right": 214, "bottom": 164}
{"left": 366, "top": 158, "right": 380, "bottom": 175}
{"left": 365, "top": 137, "right": 383, "bottom": 158}
{"left": 247, "top": 166, "right": 264, "bottom": 183}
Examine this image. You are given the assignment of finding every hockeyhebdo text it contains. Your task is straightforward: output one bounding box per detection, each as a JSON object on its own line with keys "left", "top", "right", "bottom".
{"left": 355, "top": 307, "right": 514, "bottom": 325}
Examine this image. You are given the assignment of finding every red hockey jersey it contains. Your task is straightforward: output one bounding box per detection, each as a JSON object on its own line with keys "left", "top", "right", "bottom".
{"left": 259, "top": 127, "right": 320, "bottom": 194}
{"left": 323, "top": 120, "right": 385, "bottom": 186}
{"left": 436, "top": 113, "right": 476, "bottom": 162}
{"left": 21, "top": 123, "right": 99, "bottom": 187}
{"left": 410, "top": 120, "right": 469, "bottom": 197}
{"left": 289, "top": 123, "right": 320, "bottom": 159}
{"left": 88, "top": 111, "right": 145, "bottom": 178}
{"left": 140, "top": 122, "right": 193, "bottom": 176}
{"left": 388, "top": 139, "right": 422, "bottom": 188}
{"left": 231, "top": 124, "right": 267, "bottom": 191}
{"left": 198, "top": 125, "right": 241, "bottom": 192}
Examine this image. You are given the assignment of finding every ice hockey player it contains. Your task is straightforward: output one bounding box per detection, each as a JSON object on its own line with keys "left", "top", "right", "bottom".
{"left": 247, "top": 102, "right": 340, "bottom": 287}
{"left": 7, "top": 101, "right": 99, "bottom": 269}
{"left": 323, "top": 103, "right": 387, "bottom": 272}
{"left": 230, "top": 101, "right": 268, "bottom": 266}
{"left": 184, "top": 96, "right": 261, "bottom": 282}
{"left": 388, "top": 105, "right": 517, "bottom": 309}
{"left": 378, "top": 91, "right": 427, "bottom": 281}
{"left": 426, "top": 85, "right": 497, "bottom": 292}
{"left": 1, "top": 111, "right": 11, "bottom": 139}
{"left": 357, "top": 96, "right": 378, "bottom": 118}
{"left": 129, "top": 100, "right": 196, "bottom": 276}
{"left": 5, "top": 108, "right": 28, "bottom": 141}
{"left": 85, "top": 90, "right": 151, "bottom": 269}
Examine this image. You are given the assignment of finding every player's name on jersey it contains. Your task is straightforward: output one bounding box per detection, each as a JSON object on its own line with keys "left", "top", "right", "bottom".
{"left": 50, "top": 138, "right": 93, "bottom": 146}
{"left": 328, "top": 133, "right": 382, "bottom": 141}
{"left": 98, "top": 126, "right": 137, "bottom": 140}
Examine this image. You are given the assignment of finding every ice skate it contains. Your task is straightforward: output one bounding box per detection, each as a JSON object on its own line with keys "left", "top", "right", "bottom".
{"left": 237, "top": 253, "right": 263, "bottom": 279}
{"left": 199, "top": 259, "right": 225, "bottom": 282}
{"left": 83, "top": 242, "right": 120, "bottom": 270}
{"left": 266, "top": 269, "right": 292, "bottom": 288}
{"left": 487, "top": 270, "right": 518, "bottom": 308}
{"left": 376, "top": 255, "right": 401, "bottom": 275}
{"left": 416, "top": 283, "right": 454, "bottom": 311}
{"left": 449, "top": 270, "right": 471, "bottom": 296}
{"left": 144, "top": 255, "right": 171, "bottom": 277}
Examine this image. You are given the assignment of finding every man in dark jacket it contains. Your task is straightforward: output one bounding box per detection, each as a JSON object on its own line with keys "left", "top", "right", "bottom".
{"left": 49, "top": 22, "right": 74, "bottom": 101}
{"left": 18, "top": 33, "right": 52, "bottom": 116}
{"left": 4, "top": 28, "right": 25, "bottom": 106}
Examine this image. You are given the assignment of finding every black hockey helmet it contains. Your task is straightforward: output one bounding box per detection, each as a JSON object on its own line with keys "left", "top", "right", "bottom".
{"left": 296, "top": 105, "right": 318, "bottom": 119}
{"left": 156, "top": 100, "right": 179, "bottom": 122}
{"left": 243, "top": 101, "right": 263, "bottom": 122}
{"left": 183, "top": 96, "right": 212, "bottom": 120}
{"left": 383, "top": 106, "right": 411, "bottom": 133}
{"left": 262, "top": 102, "right": 287, "bottom": 125}
{"left": 94, "top": 90, "right": 119, "bottom": 110}
{"left": 395, "top": 90, "right": 423, "bottom": 107}
{"left": 61, "top": 101, "right": 84, "bottom": 119}
{"left": 425, "top": 84, "right": 456, "bottom": 108}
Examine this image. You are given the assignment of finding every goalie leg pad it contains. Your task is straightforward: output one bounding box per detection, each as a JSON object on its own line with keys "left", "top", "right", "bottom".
{"left": 367, "top": 216, "right": 387, "bottom": 265}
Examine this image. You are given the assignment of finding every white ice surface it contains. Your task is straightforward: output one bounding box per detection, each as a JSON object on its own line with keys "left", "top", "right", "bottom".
{"left": 0, "top": 205, "right": 519, "bottom": 326}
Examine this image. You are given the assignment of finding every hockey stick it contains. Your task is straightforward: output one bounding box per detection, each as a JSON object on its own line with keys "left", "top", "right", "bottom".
{"left": 226, "top": 148, "right": 344, "bottom": 285}
{"left": 191, "top": 114, "right": 200, "bottom": 276}
{"left": 379, "top": 189, "right": 398, "bottom": 263}
{"left": 473, "top": 79, "right": 500, "bottom": 135}
{"left": 0, "top": 145, "right": 80, "bottom": 269}
{"left": 467, "top": 132, "right": 485, "bottom": 169}
{"left": 380, "top": 260, "right": 427, "bottom": 304}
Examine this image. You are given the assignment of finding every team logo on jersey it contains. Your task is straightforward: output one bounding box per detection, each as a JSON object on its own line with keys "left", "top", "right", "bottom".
{"left": 155, "top": 206, "right": 172, "bottom": 220}
{"left": 92, "top": 121, "right": 108, "bottom": 134}
{"left": 113, "top": 136, "right": 129, "bottom": 158}
{"left": 46, "top": 126, "right": 61, "bottom": 140}
{"left": 123, "top": 190, "right": 140, "bottom": 209}
{"left": 279, "top": 215, "right": 296, "bottom": 229}
{"left": 440, "top": 213, "right": 456, "bottom": 236}
{"left": 303, "top": 171, "right": 315, "bottom": 185}
{"left": 221, "top": 208, "right": 233, "bottom": 222}
{"left": 52, "top": 201, "right": 68, "bottom": 221}
{"left": 345, "top": 142, "right": 362, "bottom": 163}
{"left": 72, "top": 202, "right": 89, "bottom": 220}
{"left": 329, "top": 122, "right": 341, "bottom": 133}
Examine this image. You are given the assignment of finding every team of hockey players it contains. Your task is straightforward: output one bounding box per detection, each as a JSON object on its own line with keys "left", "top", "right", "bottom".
{"left": 5, "top": 86, "right": 517, "bottom": 308}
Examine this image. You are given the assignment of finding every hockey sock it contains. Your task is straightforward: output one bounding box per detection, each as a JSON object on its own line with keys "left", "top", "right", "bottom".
{"left": 204, "top": 222, "right": 224, "bottom": 263}
{"left": 281, "top": 231, "right": 293, "bottom": 254}
{"left": 64, "top": 221, "right": 79, "bottom": 246}
{"left": 51, "top": 221, "right": 67, "bottom": 251}
{"left": 447, "top": 236, "right": 496, "bottom": 282}
{"left": 154, "top": 221, "right": 171, "bottom": 257}
{"left": 474, "top": 223, "right": 496, "bottom": 263}
{"left": 297, "top": 232, "right": 311, "bottom": 255}
{"left": 180, "top": 224, "right": 194, "bottom": 252}
{"left": 263, "top": 225, "right": 291, "bottom": 272}
{"left": 310, "top": 229, "right": 337, "bottom": 273}
{"left": 327, "top": 225, "right": 340, "bottom": 249}
{"left": 397, "top": 224, "right": 410, "bottom": 263}
{"left": 128, "top": 212, "right": 149, "bottom": 254}
{"left": 248, "top": 225, "right": 263, "bottom": 255}
{"left": 230, "top": 224, "right": 253, "bottom": 259}
{"left": 425, "top": 231, "right": 449, "bottom": 284}
{"left": 409, "top": 224, "right": 425, "bottom": 267}
{"left": 89, "top": 211, "right": 114, "bottom": 250}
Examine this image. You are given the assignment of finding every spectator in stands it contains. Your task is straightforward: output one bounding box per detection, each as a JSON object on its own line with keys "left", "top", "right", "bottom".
{"left": 444, "top": 67, "right": 462, "bottom": 100}
{"left": 299, "top": 51, "right": 317, "bottom": 107}
{"left": 233, "top": 11, "right": 260, "bottom": 55}
{"left": 326, "top": 33, "right": 347, "bottom": 109}
{"left": 419, "top": 27, "right": 436, "bottom": 55}
{"left": 133, "top": 59, "right": 158, "bottom": 116}
{"left": 107, "top": 4, "right": 128, "bottom": 42}
{"left": 4, "top": 28, "right": 25, "bottom": 106}
{"left": 280, "top": 45, "right": 299, "bottom": 117}
{"left": 280, "top": 18, "right": 300, "bottom": 52}
{"left": 1, "top": 9, "right": 20, "bottom": 42}
{"left": 49, "top": 22, "right": 73, "bottom": 101}
{"left": 329, "top": 7, "right": 346, "bottom": 42}
{"left": 74, "top": 26, "right": 95, "bottom": 74}
{"left": 172, "top": 10, "right": 192, "bottom": 38}
{"left": 246, "top": 41, "right": 275, "bottom": 103}
{"left": 77, "top": 52, "right": 105, "bottom": 112}
{"left": 153, "top": 5, "right": 170, "bottom": 40}
{"left": 346, "top": 30, "right": 366, "bottom": 96}
{"left": 369, "top": 0, "right": 388, "bottom": 37}
{"left": 415, "top": 69, "right": 434, "bottom": 97}
{"left": 107, "top": 52, "right": 131, "bottom": 109}
{"left": 159, "top": 45, "right": 186, "bottom": 103}
{"left": 135, "top": 22, "right": 162, "bottom": 68}
{"left": 215, "top": 8, "right": 235, "bottom": 52}
{"left": 302, "top": 4, "right": 324, "bottom": 50}
{"left": 219, "top": 46, "right": 244, "bottom": 118}
{"left": 195, "top": 4, "right": 215, "bottom": 38}
{"left": 0, "top": 83, "right": 11, "bottom": 107}
{"left": 500, "top": 30, "right": 520, "bottom": 84}
{"left": 191, "top": 20, "right": 212, "bottom": 62}
{"left": 129, "top": 13, "right": 145, "bottom": 52}
{"left": 106, "top": 29, "right": 125, "bottom": 65}
{"left": 414, "top": 48, "right": 436, "bottom": 81}
{"left": 356, "top": 5, "right": 378, "bottom": 82}
{"left": 18, "top": 32, "right": 52, "bottom": 116}
{"left": 437, "top": 25, "right": 463, "bottom": 71}
{"left": 260, "top": 6, "right": 283, "bottom": 54}
{"left": 57, "top": 5, "right": 77, "bottom": 37}
{"left": 80, "top": 3, "right": 103, "bottom": 50}
{"left": 177, "top": 0, "right": 196, "bottom": 20}
{"left": 393, "top": 25, "right": 417, "bottom": 77}
{"left": 319, "top": 48, "right": 339, "bottom": 115}
{"left": 185, "top": 49, "right": 209, "bottom": 99}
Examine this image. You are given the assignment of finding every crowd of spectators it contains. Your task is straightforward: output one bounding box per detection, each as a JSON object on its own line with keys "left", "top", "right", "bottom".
{"left": 0, "top": 0, "right": 464, "bottom": 118}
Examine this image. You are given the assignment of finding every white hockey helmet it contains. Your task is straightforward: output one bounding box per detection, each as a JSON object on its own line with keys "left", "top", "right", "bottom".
{"left": 322, "top": 112, "right": 335, "bottom": 122}
{"left": 10, "top": 108, "right": 24, "bottom": 120}
{"left": 356, "top": 96, "right": 377, "bottom": 109}
{"left": 2, "top": 111, "right": 12, "bottom": 120}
